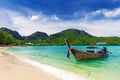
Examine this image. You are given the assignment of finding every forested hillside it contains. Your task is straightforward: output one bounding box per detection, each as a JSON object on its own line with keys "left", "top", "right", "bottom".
{"left": 1, "top": 27, "right": 24, "bottom": 40}
{"left": 0, "top": 29, "right": 24, "bottom": 45}
{"left": 0, "top": 27, "right": 120, "bottom": 46}
{"left": 41, "top": 29, "right": 120, "bottom": 45}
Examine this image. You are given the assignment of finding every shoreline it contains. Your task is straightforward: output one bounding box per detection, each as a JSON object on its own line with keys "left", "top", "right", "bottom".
{"left": 0, "top": 47, "right": 61, "bottom": 80}
{"left": 24, "top": 59, "right": 89, "bottom": 80}
{"left": 0, "top": 47, "right": 90, "bottom": 80}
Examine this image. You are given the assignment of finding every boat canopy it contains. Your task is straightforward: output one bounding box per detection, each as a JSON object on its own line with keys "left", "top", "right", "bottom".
{"left": 86, "top": 46, "right": 102, "bottom": 53}
{"left": 86, "top": 46, "right": 99, "bottom": 49}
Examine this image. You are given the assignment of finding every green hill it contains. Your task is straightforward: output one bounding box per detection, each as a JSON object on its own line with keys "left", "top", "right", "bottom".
{"left": 1, "top": 27, "right": 120, "bottom": 46}
{"left": 0, "top": 27, "right": 24, "bottom": 40}
{"left": 24, "top": 31, "right": 48, "bottom": 40}
{"left": 0, "top": 29, "right": 15, "bottom": 45}
{"left": 41, "top": 29, "right": 120, "bottom": 45}
{"left": 41, "top": 29, "right": 95, "bottom": 45}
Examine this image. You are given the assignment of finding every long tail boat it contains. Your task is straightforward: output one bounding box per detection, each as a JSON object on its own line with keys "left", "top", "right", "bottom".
{"left": 65, "top": 39, "right": 109, "bottom": 60}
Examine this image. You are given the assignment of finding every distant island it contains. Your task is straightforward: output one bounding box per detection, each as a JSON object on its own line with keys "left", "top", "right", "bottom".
{"left": 0, "top": 27, "right": 120, "bottom": 46}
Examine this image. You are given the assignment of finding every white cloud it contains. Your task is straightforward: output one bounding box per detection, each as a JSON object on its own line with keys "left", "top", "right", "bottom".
{"left": 51, "top": 15, "right": 59, "bottom": 21}
{"left": 89, "top": 7, "right": 120, "bottom": 18}
{"left": 103, "top": 8, "right": 120, "bottom": 17}
{"left": 30, "top": 15, "right": 39, "bottom": 20}
{"left": 0, "top": 8, "right": 120, "bottom": 37}
{"left": 79, "top": 20, "right": 120, "bottom": 37}
{"left": 91, "top": 10, "right": 102, "bottom": 16}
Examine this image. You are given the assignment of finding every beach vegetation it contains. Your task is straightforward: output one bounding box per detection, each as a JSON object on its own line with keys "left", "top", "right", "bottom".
{"left": 1, "top": 27, "right": 120, "bottom": 46}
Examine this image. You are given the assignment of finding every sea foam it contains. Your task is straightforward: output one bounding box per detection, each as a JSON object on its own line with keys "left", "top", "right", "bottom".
{"left": 24, "top": 59, "right": 89, "bottom": 80}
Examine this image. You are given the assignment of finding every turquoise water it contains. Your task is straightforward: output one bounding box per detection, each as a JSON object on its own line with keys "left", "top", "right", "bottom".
{"left": 7, "top": 46, "right": 120, "bottom": 80}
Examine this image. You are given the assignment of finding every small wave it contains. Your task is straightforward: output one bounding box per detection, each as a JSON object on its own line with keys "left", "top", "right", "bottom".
{"left": 24, "top": 59, "right": 90, "bottom": 80}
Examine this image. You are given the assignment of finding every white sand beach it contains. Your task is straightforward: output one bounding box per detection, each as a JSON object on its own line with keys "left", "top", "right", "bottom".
{"left": 0, "top": 47, "right": 90, "bottom": 80}
{"left": 0, "top": 47, "right": 61, "bottom": 80}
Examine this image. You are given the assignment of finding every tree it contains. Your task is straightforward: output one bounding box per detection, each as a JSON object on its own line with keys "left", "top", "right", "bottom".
{"left": 0, "top": 29, "right": 14, "bottom": 45}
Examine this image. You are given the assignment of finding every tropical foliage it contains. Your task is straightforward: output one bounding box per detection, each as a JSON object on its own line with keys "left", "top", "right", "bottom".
{"left": 0, "top": 29, "right": 24, "bottom": 45}
{"left": 40, "top": 29, "right": 120, "bottom": 46}
{"left": 1, "top": 28, "right": 120, "bottom": 46}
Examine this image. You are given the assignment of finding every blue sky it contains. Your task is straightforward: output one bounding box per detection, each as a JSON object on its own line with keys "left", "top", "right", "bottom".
{"left": 0, "top": 0, "right": 120, "bottom": 36}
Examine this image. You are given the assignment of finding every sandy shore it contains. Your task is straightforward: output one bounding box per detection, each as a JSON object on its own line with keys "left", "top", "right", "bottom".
{"left": 0, "top": 47, "right": 61, "bottom": 80}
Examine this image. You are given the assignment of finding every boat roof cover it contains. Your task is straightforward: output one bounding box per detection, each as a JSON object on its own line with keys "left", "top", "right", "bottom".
{"left": 86, "top": 46, "right": 99, "bottom": 49}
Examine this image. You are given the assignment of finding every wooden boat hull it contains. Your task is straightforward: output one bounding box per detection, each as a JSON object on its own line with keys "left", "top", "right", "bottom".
{"left": 70, "top": 48, "right": 108, "bottom": 60}
{"left": 65, "top": 39, "right": 108, "bottom": 60}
